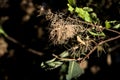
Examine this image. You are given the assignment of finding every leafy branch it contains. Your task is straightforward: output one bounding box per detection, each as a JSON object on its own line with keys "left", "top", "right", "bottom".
{"left": 40, "top": 0, "right": 120, "bottom": 79}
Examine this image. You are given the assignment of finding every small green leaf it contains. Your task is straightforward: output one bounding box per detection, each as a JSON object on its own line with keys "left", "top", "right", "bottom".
{"left": 108, "top": 20, "right": 117, "bottom": 23}
{"left": 67, "top": 4, "right": 74, "bottom": 13}
{"left": 84, "top": 13, "right": 92, "bottom": 22}
{"left": 83, "top": 7, "right": 93, "bottom": 12}
{"left": 88, "top": 30, "right": 105, "bottom": 36}
{"left": 75, "top": 7, "right": 92, "bottom": 22}
{"left": 53, "top": 61, "right": 63, "bottom": 68}
{"left": 113, "top": 24, "right": 120, "bottom": 29}
{"left": 105, "top": 20, "right": 118, "bottom": 29}
{"left": 90, "top": 12, "right": 100, "bottom": 23}
{"left": 59, "top": 51, "right": 69, "bottom": 58}
{"left": 105, "top": 20, "right": 111, "bottom": 29}
{"left": 0, "top": 26, "right": 7, "bottom": 36}
{"left": 46, "top": 58, "right": 56, "bottom": 63}
{"left": 75, "top": 7, "right": 80, "bottom": 13}
{"left": 91, "top": 13, "right": 97, "bottom": 18}
{"left": 66, "top": 61, "right": 84, "bottom": 80}
{"left": 41, "top": 62, "right": 46, "bottom": 68}
{"left": 47, "top": 61, "right": 63, "bottom": 68}
{"left": 47, "top": 62, "right": 56, "bottom": 67}
{"left": 68, "top": 0, "right": 76, "bottom": 7}
{"left": 41, "top": 58, "right": 63, "bottom": 70}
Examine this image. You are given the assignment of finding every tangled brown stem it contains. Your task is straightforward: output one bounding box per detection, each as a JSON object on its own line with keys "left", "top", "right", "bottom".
{"left": 81, "top": 34, "right": 120, "bottom": 62}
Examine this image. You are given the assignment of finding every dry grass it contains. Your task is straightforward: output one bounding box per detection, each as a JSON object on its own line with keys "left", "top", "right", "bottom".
{"left": 49, "top": 20, "right": 79, "bottom": 44}
{"left": 48, "top": 12, "right": 84, "bottom": 45}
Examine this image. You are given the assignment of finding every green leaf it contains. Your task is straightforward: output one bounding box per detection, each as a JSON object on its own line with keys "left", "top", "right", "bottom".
{"left": 66, "top": 61, "right": 84, "bottom": 80}
{"left": 67, "top": 4, "right": 74, "bottom": 13}
{"left": 41, "top": 57, "right": 63, "bottom": 70}
{"left": 83, "top": 7, "right": 93, "bottom": 12}
{"left": 41, "top": 61, "right": 63, "bottom": 70}
{"left": 47, "top": 61, "right": 63, "bottom": 68}
{"left": 91, "top": 13, "right": 97, "bottom": 18}
{"left": 68, "top": 0, "right": 76, "bottom": 7}
{"left": 75, "top": 7, "right": 80, "bottom": 13}
{"left": 41, "top": 58, "right": 56, "bottom": 68}
{"left": 108, "top": 20, "right": 117, "bottom": 23}
{"left": 46, "top": 58, "right": 56, "bottom": 63}
{"left": 90, "top": 12, "right": 100, "bottom": 23}
{"left": 0, "top": 26, "right": 7, "bottom": 36}
{"left": 59, "top": 64, "right": 68, "bottom": 80}
{"left": 75, "top": 7, "right": 92, "bottom": 22}
{"left": 84, "top": 14, "right": 92, "bottom": 22}
{"left": 88, "top": 30, "right": 105, "bottom": 37}
{"left": 59, "top": 51, "right": 69, "bottom": 58}
{"left": 105, "top": 20, "right": 120, "bottom": 29}
{"left": 113, "top": 24, "right": 120, "bottom": 29}
{"left": 60, "top": 64, "right": 67, "bottom": 72}
{"left": 105, "top": 20, "right": 111, "bottom": 29}
{"left": 41, "top": 62, "right": 46, "bottom": 68}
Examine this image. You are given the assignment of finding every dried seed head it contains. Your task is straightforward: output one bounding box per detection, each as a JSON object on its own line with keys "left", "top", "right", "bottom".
{"left": 48, "top": 12, "right": 85, "bottom": 45}
{"left": 49, "top": 19, "right": 79, "bottom": 44}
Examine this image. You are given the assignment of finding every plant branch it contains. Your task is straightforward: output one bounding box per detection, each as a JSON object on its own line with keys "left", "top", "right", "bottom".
{"left": 6, "top": 35, "right": 43, "bottom": 56}
{"left": 80, "top": 21, "right": 120, "bottom": 34}
{"left": 105, "top": 28, "right": 120, "bottom": 34}
{"left": 108, "top": 43, "right": 120, "bottom": 52}
{"left": 52, "top": 35, "right": 120, "bottom": 62}
{"left": 52, "top": 54, "right": 77, "bottom": 61}
{"left": 81, "top": 35, "right": 120, "bottom": 62}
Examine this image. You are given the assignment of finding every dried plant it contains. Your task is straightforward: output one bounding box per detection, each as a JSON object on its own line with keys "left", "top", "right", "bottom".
{"left": 45, "top": 10, "right": 116, "bottom": 61}
{"left": 49, "top": 20, "right": 79, "bottom": 44}
{"left": 48, "top": 12, "right": 85, "bottom": 45}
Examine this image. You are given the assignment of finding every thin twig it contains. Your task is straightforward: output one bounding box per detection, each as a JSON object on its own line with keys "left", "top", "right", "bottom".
{"left": 99, "top": 35, "right": 120, "bottom": 45}
{"left": 68, "top": 17, "right": 96, "bottom": 27}
{"left": 108, "top": 44, "right": 120, "bottom": 52}
{"left": 80, "top": 21, "right": 120, "bottom": 34}
{"left": 52, "top": 54, "right": 76, "bottom": 61}
{"left": 6, "top": 35, "right": 43, "bottom": 56}
{"left": 53, "top": 34, "right": 120, "bottom": 62}
{"left": 105, "top": 28, "right": 120, "bottom": 34}
{"left": 52, "top": 54, "right": 83, "bottom": 61}
{"left": 81, "top": 35, "right": 120, "bottom": 62}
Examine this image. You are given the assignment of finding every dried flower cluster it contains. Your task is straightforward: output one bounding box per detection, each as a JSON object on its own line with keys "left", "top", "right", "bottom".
{"left": 49, "top": 20, "right": 79, "bottom": 44}
{"left": 48, "top": 12, "right": 85, "bottom": 45}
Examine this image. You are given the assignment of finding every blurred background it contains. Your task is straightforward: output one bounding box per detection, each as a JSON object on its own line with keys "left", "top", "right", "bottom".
{"left": 0, "top": 0, "right": 120, "bottom": 80}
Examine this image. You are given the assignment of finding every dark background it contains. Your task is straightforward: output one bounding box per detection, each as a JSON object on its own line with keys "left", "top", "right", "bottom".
{"left": 0, "top": 0, "right": 120, "bottom": 80}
